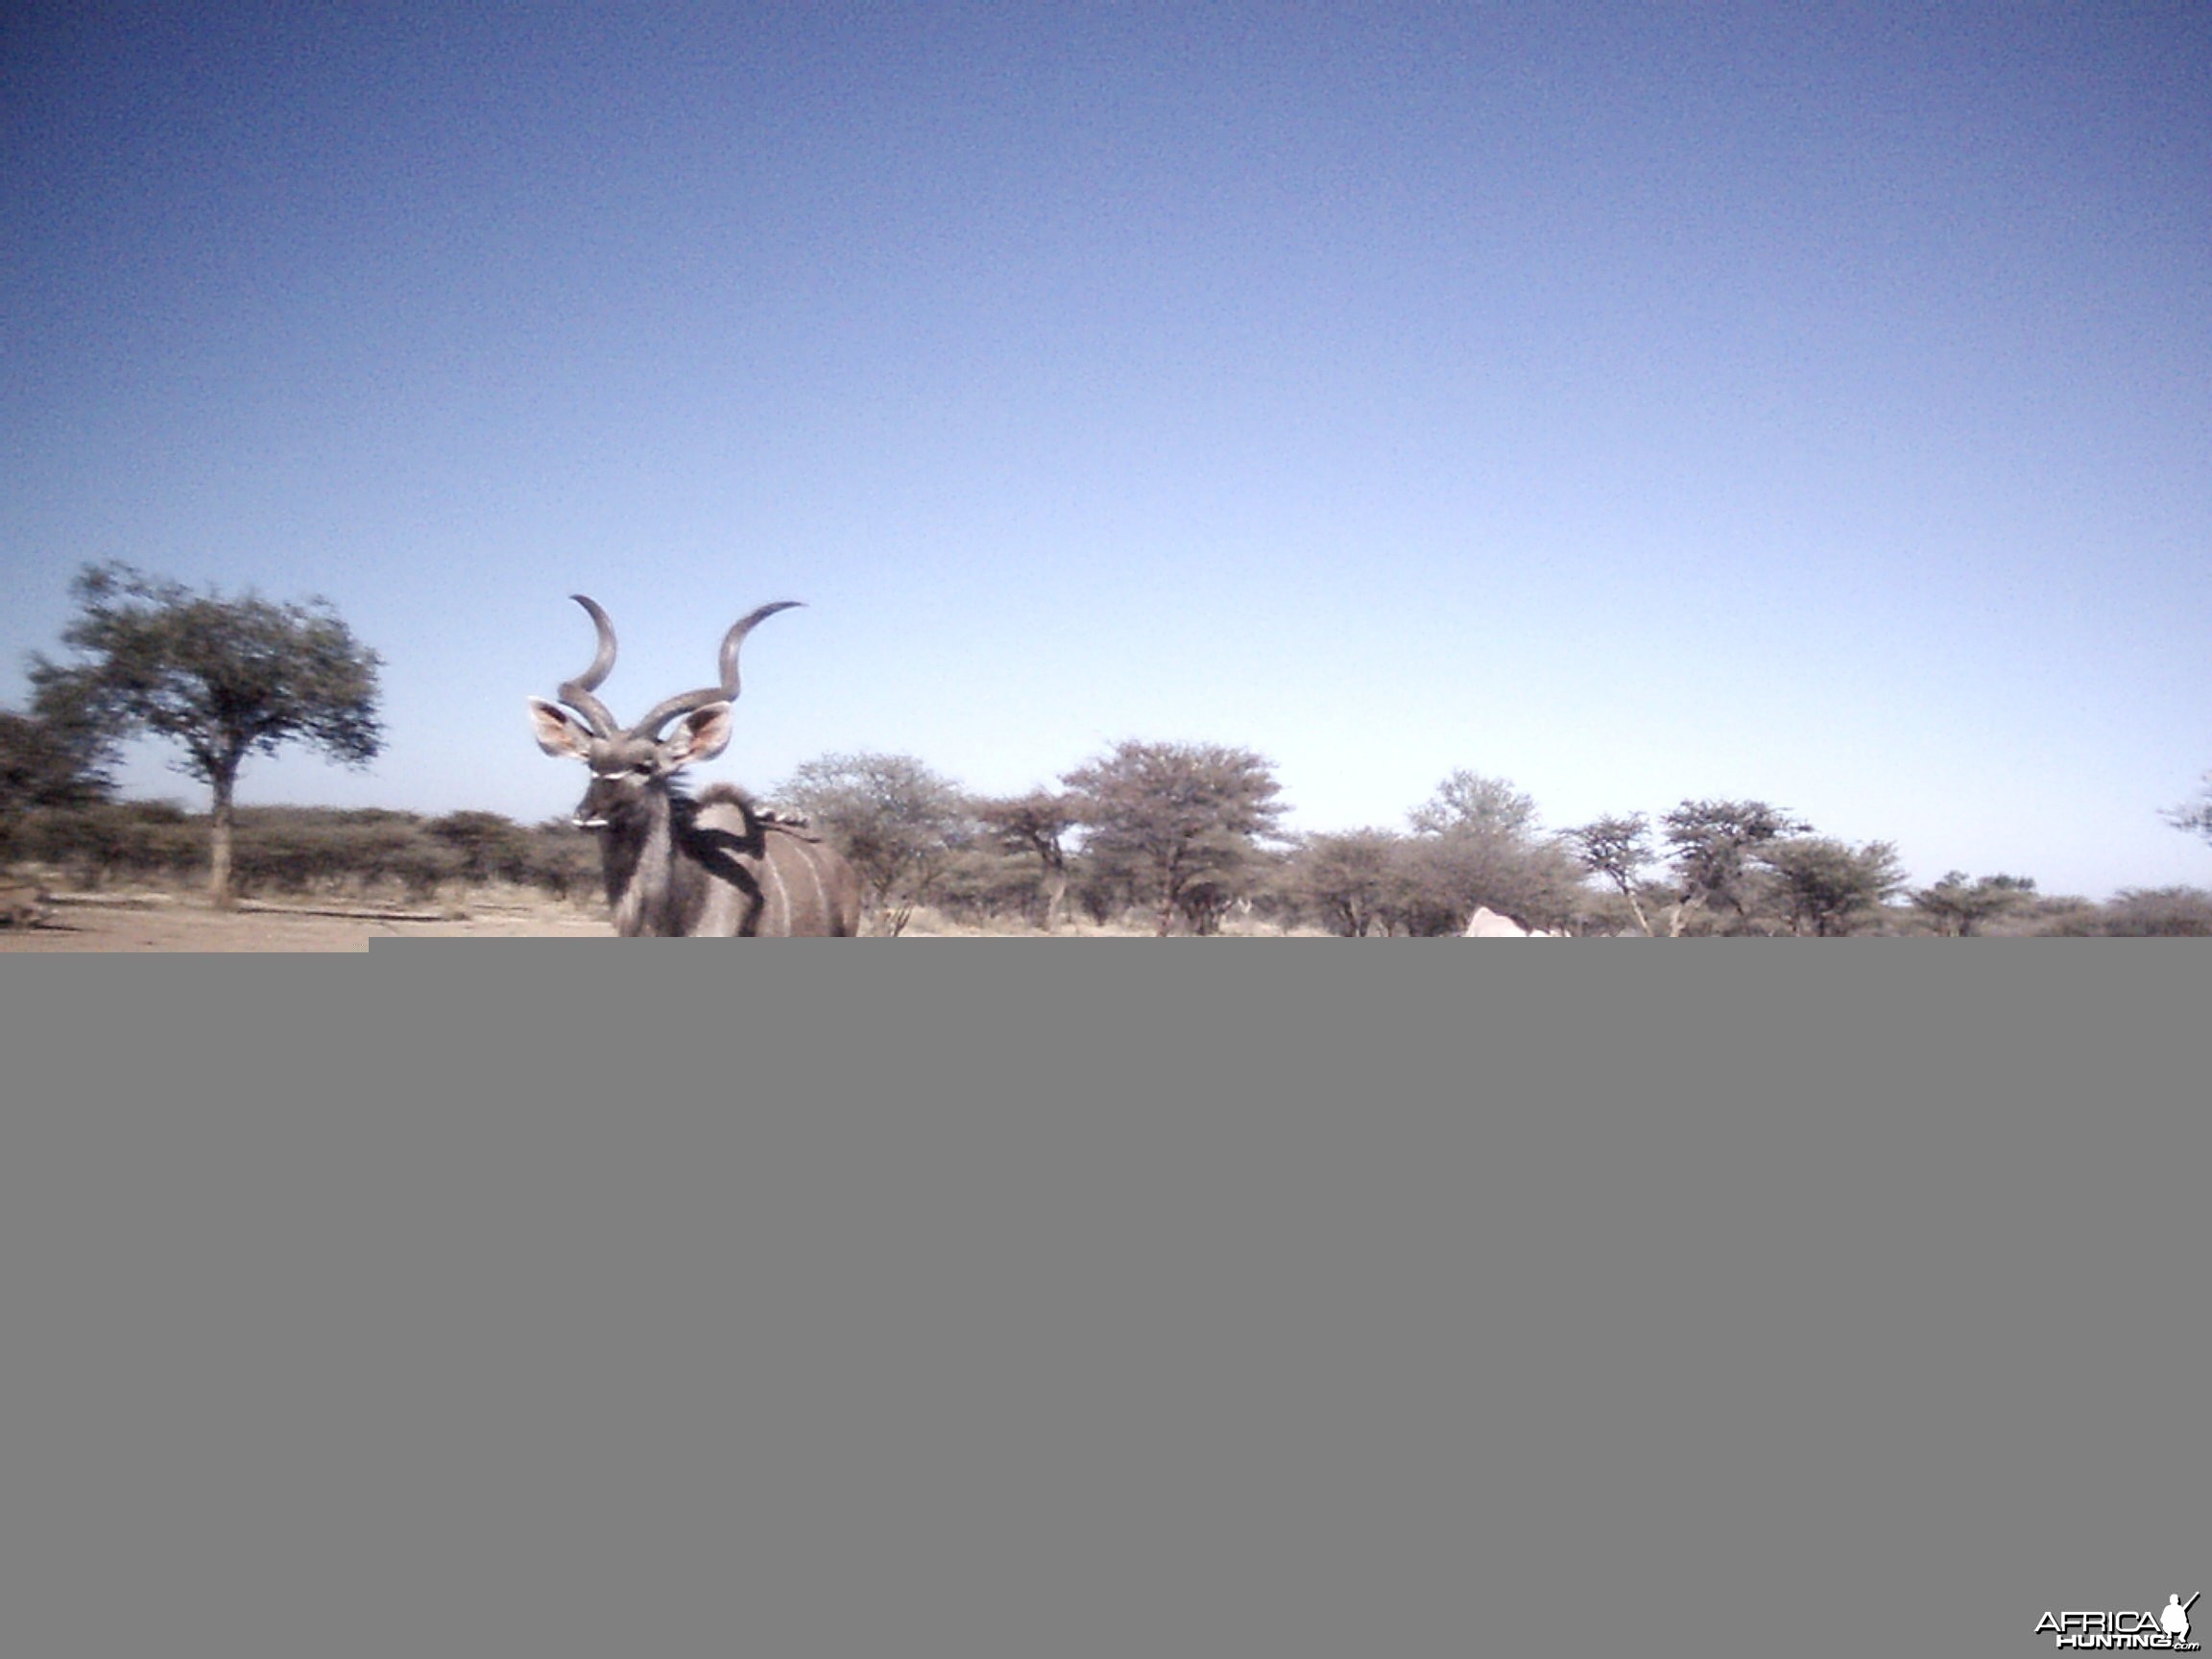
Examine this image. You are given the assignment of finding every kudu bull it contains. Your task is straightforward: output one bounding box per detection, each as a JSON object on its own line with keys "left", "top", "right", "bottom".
{"left": 528, "top": 596, "right": 861, "bottom": 936}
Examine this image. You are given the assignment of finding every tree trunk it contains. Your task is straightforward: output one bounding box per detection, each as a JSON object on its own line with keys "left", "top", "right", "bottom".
{"left": 1042, "top": 869, "right": 1068, "bottom": 933}
{"left": 207, "top": 766, "right": 238, "bottom": 908}
{"left": 1622, "top": 886, "right": 1654, "bottom": 936}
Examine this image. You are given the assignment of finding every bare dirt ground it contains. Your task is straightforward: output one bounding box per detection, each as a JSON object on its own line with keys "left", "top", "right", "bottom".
{"left": 0, "top": 893, "right": 613, "bottom": 952}
{"left": 0, "top": 896, "right": 1314, "bottom": 949}
{"left": 0, "top": 875, "right": 1321, "bottom": 950}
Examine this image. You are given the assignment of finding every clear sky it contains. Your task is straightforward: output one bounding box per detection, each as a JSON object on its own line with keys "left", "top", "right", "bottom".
{"left": 6, "top": 4, "right": 2208, "bottom": 900}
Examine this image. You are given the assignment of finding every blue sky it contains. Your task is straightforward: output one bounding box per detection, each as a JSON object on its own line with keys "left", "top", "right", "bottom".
{"left": 5, "top": 4, "right": 2207, "bottom": 899}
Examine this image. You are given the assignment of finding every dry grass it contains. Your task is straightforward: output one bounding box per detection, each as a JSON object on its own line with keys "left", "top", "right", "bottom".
{"left": 889, "top": 903, "right": 1329, "bottom": 938}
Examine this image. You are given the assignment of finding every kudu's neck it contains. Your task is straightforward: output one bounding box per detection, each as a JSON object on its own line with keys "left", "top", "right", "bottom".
{"left": 599, "top": 784, "right": 692, "bottom": 937}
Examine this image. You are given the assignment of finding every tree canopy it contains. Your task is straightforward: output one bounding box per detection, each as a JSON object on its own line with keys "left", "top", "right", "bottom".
{"left": 30, "top": 563, "right": 383, "bottom": 903}
{"left": 1566, "top": 813, "right": 1659, "bottom": 934}
{"left": 1763, "top": 837, "right": 1908, "bottom": 936}
{"left": 1, "top": 709, "right": 112, "bottom": 815}
{"left": 974, "top": 789, "right": 1081, "bottom": 929}
{"left": 779, "top": 751, "right": 971, "bottom": 934}
{"left": 1910, "top": 871, "right": 2038, "bottom": 937}
{"left": 1661, "top": 799, "right": 1809, "bottom": 930}
{"left": 1063, "top": 739, "right": 1286, "bottom": 934}
{"left": 1396, "top": 770, "right": 1582, "bottom": 934}
{"left": 1407, "top": 769, "right": 1539, "bottom": 838}
{"left": 1290, "top": 828, "right": 1402, "bottom": 937}
{"left": 2165, "top": 773, "right": 2212, "bottom": 848}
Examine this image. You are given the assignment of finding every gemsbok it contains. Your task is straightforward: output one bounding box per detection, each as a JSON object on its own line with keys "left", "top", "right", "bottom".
{"left": 528, "top": 595, "right": 862, "bottom": 936}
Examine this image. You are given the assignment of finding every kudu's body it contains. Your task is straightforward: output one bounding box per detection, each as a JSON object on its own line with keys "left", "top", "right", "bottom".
{"left": 529, "top": 596, "right": 861, "bottom": 936}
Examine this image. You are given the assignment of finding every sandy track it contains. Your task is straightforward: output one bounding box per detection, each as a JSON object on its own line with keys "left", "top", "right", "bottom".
{"left": 0, "top": 896, "right": 613, "bottom": 952}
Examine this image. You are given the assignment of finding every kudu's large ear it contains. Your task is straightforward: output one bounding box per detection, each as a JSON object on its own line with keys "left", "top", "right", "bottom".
{"left": 528, "top": 697, "right": 592, "bottom": 759}
{"left": 662, "top": 702, "right": 733, "bottom": 767}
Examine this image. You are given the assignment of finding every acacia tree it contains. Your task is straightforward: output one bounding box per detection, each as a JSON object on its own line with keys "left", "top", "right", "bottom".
{"left": 1289, "top": 828, "right": 1401, "bottom": 936}
{"left": 1761, "top": 837, "right": 1908, "bottom": 936}
{"left": 31, "top": 564, "right": 382, "bottom": 905}
{"left": 1399, "top": 770, "right": 1583, "bottom": 934}
{"left": 1661, "top": 800, "right": 1808, "bottom": 932}
{"left": 2165, "top": 773, "right": 2212, "bottom": 848}
{"left": 1407, "top": 770, "right": 1539, "bottom": 838}
{"left": 2100, "top": 887, "right": 2212, "bottom": 936}
{"left": 1910, "top": 871, "right": 2038, "bottom": 937}
{"left": 974, "top": 789, "right": 1081, "bottom": 930}
{"left": 779, "top": 752, "right": 970, "bottom": 934}
{"left": 1567, "top": 813, "right": 1660, "bottom": 935}
{"left": 1, "top": 708, "right": 113, "bottom": 858}
{"left": 1062, "top": 739, "right": 1286, "bottom": 935}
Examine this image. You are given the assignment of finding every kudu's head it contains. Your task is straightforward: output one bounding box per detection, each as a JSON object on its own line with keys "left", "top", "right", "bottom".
{"left": 528, "top": 595, "right": 800, "bottom": 830}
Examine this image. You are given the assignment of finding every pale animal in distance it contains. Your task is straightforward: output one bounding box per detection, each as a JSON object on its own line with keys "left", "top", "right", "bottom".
{"left": 1462, "top": 905, "right": 1556, "bottom": 937}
